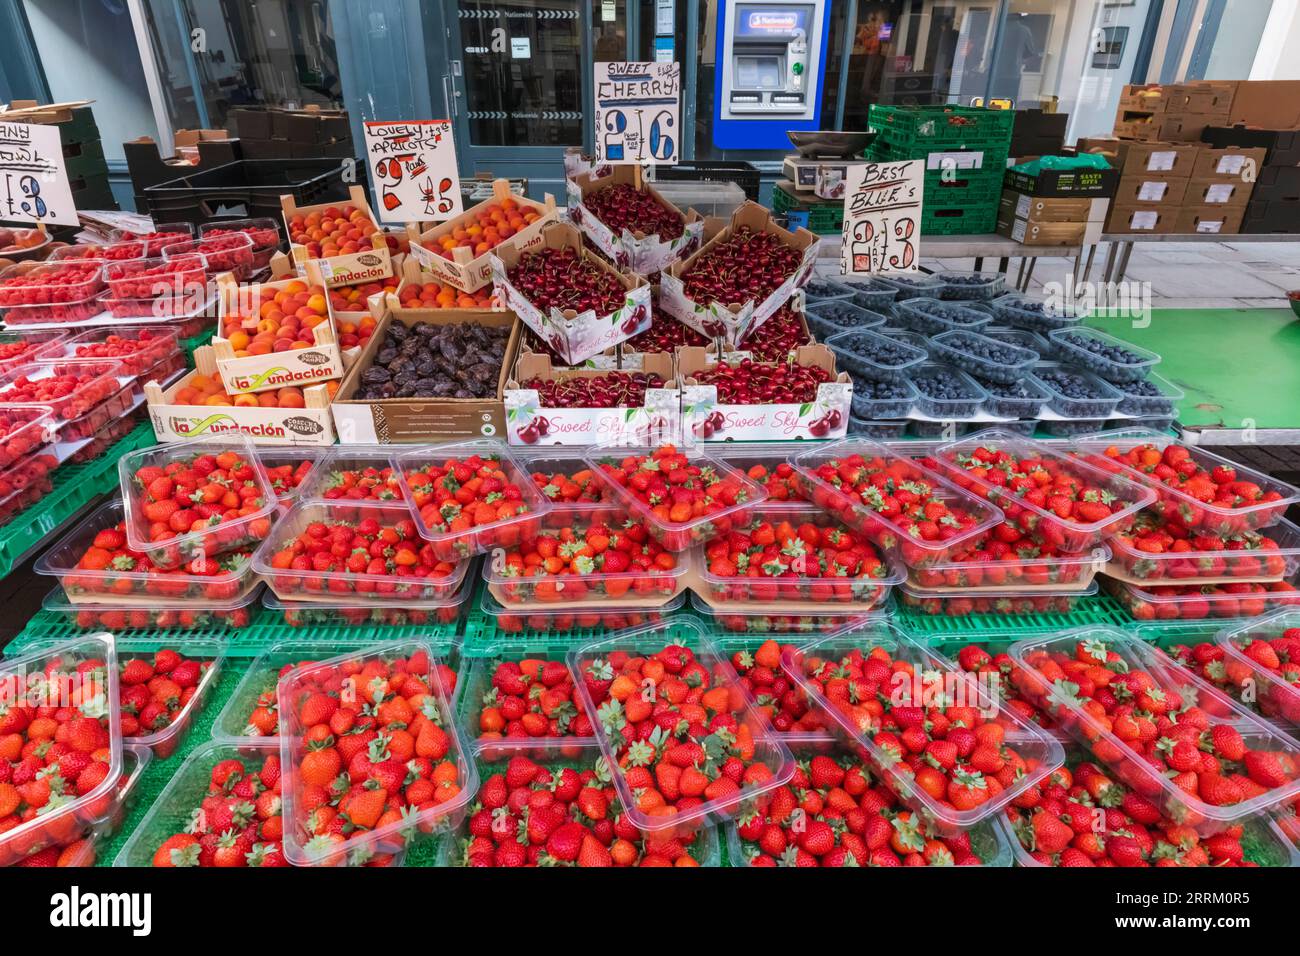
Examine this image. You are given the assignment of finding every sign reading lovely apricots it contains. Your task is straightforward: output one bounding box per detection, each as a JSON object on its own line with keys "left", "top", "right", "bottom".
{"left": 594, "top": 61, "right": 681, "bottom": 165}
{"left": 362, "top": 120, "right": 463, "bottom": 224}
{"left": 841, "top": 159, "right": 923, "bottom": 276}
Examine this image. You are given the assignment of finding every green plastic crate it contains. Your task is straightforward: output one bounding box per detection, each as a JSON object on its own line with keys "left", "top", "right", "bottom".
{"left": 868, "top": 104, "right": 1014, "bottom": 150}
{"left": 921, "top": 207, "right": 999, "bottom": 236}
{"left": 771, "top": 184, "right": 843, "bottom": 236}
{"left": 897, "top": 592, "right": 1133, "bottom": 636}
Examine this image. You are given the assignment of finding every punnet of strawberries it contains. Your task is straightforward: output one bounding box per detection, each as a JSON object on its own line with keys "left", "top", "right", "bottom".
{"left": 493, "top": 517, "right": 680, "bottom": 603}
{"left": 947, "top": 643, "right": 1059, "bottom": 734}
{"left": 474, "top": 657, "right": 594, "bottom": 743}
{"left": 1166, "top": 630, "right": 1300, "bottom": 725}
{"left": 741, "top": 461, "right": 806, "bottom": 503}
{"left": 492, "top": 604, "right": 674, "bottom": 636}
{"left": 592, "top": 443, "right": 761, "bottom": 550}
{"left": 911, "top": 521, "right": 1096, "bottom": 589}
{"left": 281, "top": 647, "right": 467, "bottom": 865}
{"left": 529, "top": 462, "right": 611, "bottom": 506}
{"left": 1004, "top": 759, "right": 1268, "bottom": 866}
{"left": 128, "top": 449, "right": 274, "bottom": 565}
{"left": 902, "top": 589, "right": 1094, "bottom": 618}
{"left": 1012, "top": 636, "right": 1300, "bottom": 814}
{"left": 577, "top": 640, "right": 782, "bottom": 828}
{"left": 702, "top": 512, "right": 893, "bottom": 605}
{"left": 455, "top": 753, "right": 708, "bottom": 866}
{"left": 118, "top": 648, "right": 211, "bottom": 741}
{"left": 788, "top": 641, "right": 1052, "bottom": 820}
{"left": 1110, "top": 508, "right": 1292, "bottom": 581}
{"left": 736, "top": 750, "right": 994, "bottom": 866}
{"left": 66, "top": 519, "right": 252, "bottom": 601}
{"left": 314, "top": 462, "right": 404, "bottom": 501}
{"left": 730, "top": 639, "right": 828, "bottom": 735}
{"left": 1106, "top": 576, "right": 1300, "bottom": 620}
{"left": 400, "top": 451, "right": 537, "bottom": 556}
{"left": 263, "top": 457, "right": 316, "bottom": 502}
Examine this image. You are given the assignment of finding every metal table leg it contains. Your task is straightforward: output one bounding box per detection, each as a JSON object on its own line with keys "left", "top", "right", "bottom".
{"left": 1115, "top": 241, "right": 1135, "bottom": 283}
{"left": 1020, "top": 257, "right": 1038, "bottom": 292}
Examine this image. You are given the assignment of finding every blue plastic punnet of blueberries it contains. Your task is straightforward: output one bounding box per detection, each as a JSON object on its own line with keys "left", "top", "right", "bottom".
{"left": 909, "top": 363, "right": 987, "bottom": 419}
{"left": 826, "top": 327, "right": 927, "bottom": 384}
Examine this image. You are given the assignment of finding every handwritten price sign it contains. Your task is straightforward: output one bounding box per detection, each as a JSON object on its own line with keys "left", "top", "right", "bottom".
{"left": 594, "top": 61, "right": 681, "bottom": 165}
{"left": 0, "top": 122, "right": 78, "bottom": 227}
{"left": 841, "top": 160, "right": 924, "bottom": 276}
{"left": 363, "top": 120, "right": 463, "bottom": 224}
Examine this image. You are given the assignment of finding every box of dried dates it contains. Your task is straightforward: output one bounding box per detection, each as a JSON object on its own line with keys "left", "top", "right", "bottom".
{"left": 504, "top": 351, "right": 680, "bottom": 446}
{"left": 329, "top": 309, "right": 521, "bottom": 443}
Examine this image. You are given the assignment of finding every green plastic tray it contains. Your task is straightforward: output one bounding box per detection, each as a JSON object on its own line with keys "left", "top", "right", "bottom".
{"left": 896, "top": 592, "right": 1132, "bottom": 636}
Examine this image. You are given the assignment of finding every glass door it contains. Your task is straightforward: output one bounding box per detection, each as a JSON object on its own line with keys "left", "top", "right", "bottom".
{"left": 443, "top": 0, "right": 608, "bottom": 196}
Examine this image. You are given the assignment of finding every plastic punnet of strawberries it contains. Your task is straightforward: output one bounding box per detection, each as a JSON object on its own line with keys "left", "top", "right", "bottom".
{"left": 912, "top": 523, "right": 1094, "bottom": 589}
{"left": 474, "top": 657, "right": 595, "bottom": 743}
{"left": 1110, "top": 578, "right": 1300, "bottom": 621}
{"left": 494, "top": 517, "right": 680, "bottom": 603}
{"left": 740, "top": 461, "right": 806, "bottom": 504}
{"left": 1168, "top": 627, "right": 1300, "bottom": 725}
{"left": 1111, "top": 508, "right": 1292, "bottom": 580}
{"left": 1004, "top": 759, "right": 1269, "bottom": 866}
{"left": 281, "top": 648, "right": 466, "bottom": 865}
{"left": 577, "top": 641, "right": 780, "bottom": 828}
{"left": 787, "top": 642, "right": 1048, "bottom": 819}
{"left": 507, "top": 246, "right": 627, "bottom": 316}
{"left": 702, "top": 513, "right": 893, "bottom": 605}
{"left": 730, "top": 639, "right": 828, "bottom": 735}
{"left": 529, "top": 463, "right": 611, "bottom": 506}
{"left": 457, "top": 753, "right": 708, "bottom": 866}
{"left": 264, "top": 458, "right": 315, "bottom": 502}
{"left": 736, "top": 750, "right": 995, "bottom": 866}
{"left": 67, "top": 521, "right": 251, "bottom": 601}
{"left": 681, "top": 227, "right": 803, "bottom": 306}
{"left": 946, "top": 643, "right": 1058, "bottom": 733}
{"left": 316, "top": 463, "right": 404, "bottom": 501}
{"left": 1012, "top": 636, "right": 1300, "bottom": 813}
{"left": 401, "top": 452, "right": 533, "bottom": 541}
{"left": 118, "top": 648, "right": 211, "bottom": 740}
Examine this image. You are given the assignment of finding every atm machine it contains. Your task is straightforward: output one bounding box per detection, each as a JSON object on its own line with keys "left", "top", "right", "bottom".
{"left": 712, "top": 0, "right": 830, "bottom": 150}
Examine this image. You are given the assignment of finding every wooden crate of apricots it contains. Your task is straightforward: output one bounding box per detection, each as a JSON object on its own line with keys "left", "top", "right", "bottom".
{"left": 146, "top": 346, "right": 335, "bottom": 446}
{"left": 282, "top": 185, "right": 393, "bottom": 288}
{"left": 407, "top": 178, "right": 557, "bottom": 294}
{"left": 209, "top": 267, "right": 346, "bottom": 395}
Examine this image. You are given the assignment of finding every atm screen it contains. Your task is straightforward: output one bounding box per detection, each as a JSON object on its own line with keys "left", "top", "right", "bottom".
{"left": 735, "top": 56, "right": 783, "bottom": 89}
{"left": 735, "top": 4, "right": 811, "bottom": 38}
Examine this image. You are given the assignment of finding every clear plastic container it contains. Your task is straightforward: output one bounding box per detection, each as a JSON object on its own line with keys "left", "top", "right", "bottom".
{"left": 937, "top": 271, "right": 1007, "bottom": 301}
{"left": 394, "top": 439, "right": 551, "bottom": 561}
{"left": 297, "top": 447, "right": 407, "bottom": 503}
{"left": 253, "top": 500, "right": 470, "bottom": 602}
{"left": 869, "top": 272, "right": 946, "bottom": 301}
{"left": 0, "top": 406, "right": 55, "bottom": 470}
{"left": 782, "top": 622, "right": 1064, "bottom": 833}
{"left": 0, "top": 357, "right": 128, "bottom": 425}
{"left": 849, "top": 376, "right": 918, "bottom": 420}
{"left": 929, "top": 429, "right": 1156, "bottom": 552}
{"left": 0, "top": 261, "right": 107, "bottom": 324}
{"left": 584, "top": 445, "right": 767, "bottom": 552}
{"left": 0, "top": 445, "right": 58, "bottom": 527}
{"left": 1112, "top": 371, "right": 1183, "bottom": 418}
{"left": 826, "top": 327, "right": 926, "bottom": 384}
{"left": 708, "top": 443, "right": 814, "bottom": 507}
{"left": 438, "top": 746, "right": 722, "bottom": 866}
{"left": 1029, "top": 363, "right": 1123, "bottom": 419}
{"left": 57, "top": 325, "right": 180, "bottom": 376}
{"left": 895, "top": 298, "right": 994, "bottom": 336}
{"left": 278, "top": 641, "right": 475, "bottom": 865}
{"left": 836, "top": 276, "right": 900, "bottom": 311}
{"left": 1109, "top": 514, "right": 1300, "bottom": 583}
{"left": 59, "top": 380, "right": 137, "bottom": 444}
{"left": 982, "top": 325, "right": 1051, "bottom": 353}
{"left": 113, "top": 740, "right": 405, "bottom": 868}
{"left": 41, "top": 584, "right": 259, "bottom": 631}
{"left": 1049, "top": 327, "right": 1160, "bottom": 384}
{"left": 1102, "top": 573, "right": 1300, "bottom": 621}
{"left": 900, "top": 578, "right": 1098, "bottom": 616}
{"left": 262, "top": 567, "right": 475, "bottom": 628}
{"left": 929, "top": 329, "right": 1039, "bottom": 385}
{"left": 805, "top": 300, "right": 890, "bottom": 338}
{"left": 847, "top": 417, "right": 909, "bottom": 439}
{"left": 1073, "top": 428, "right": 1300, "bottom": 536}
{"left": 877, "top": 326, "right": 930, "bottom": 354}
{"left": 255, "top": 446, "right": 323, "bottom": 508}
{"left": 708, "top": 634, "right": 837, "bottom": 741}
{"left": 199, "top": 217, "right": 282, "bottom": 269}
{"left": 515, "top": 446, "right": 626, "bottom": 515}
{"left": 975, "top": 376, "right": 1049, "bottom": 419}
{"left": 0, "top": 634, "right": 123, "bottom": 867}
{"left": 35, "top": 499, "right": 258, "bottom": 602}
{"left": 94, "top": 743, "right": 153, "bottom": 838}
{"left": 49, "top": 239, "right": 147, "bottom": 263}
{"left": 790, "top": 439, "right": 1003, "bottom": 569}
{"left": 110, "top": 222, "right": 195, "bottom": 257}
{"left": 568, "top": 618, "right": 796, "bottom": 836}
{"left": 991, "top": 294, "right": 1088, "bottom": 333}
{"left": 479, "top": 585, "right": 685, "bottom": 638}
{"left": 104, "top": 255, "right": 207, "bottom": 302}
{"left": 119, "top": 435, "right": 278, "bottom": 569}
{"left": 0, "top": 329, "right": 68, "bottom": 372}
{"left": 690, "top": 589, "right": 893, "bottom": 635}
{"left": 690, "top": 503, "right": 903, "bottom": 607}
{"left": 1009, "top": 627, "right": 1300, "bottom": 833}
{"left": 909, "top": 543, "right": 1107, "bottom": 591}
{"left": 163, "top": 232, "right": 256, "bottom": 279}
{"left": 909, "top": 363, "right": 988, "bottom": 418}
{"left": 802, "top": 277, "right": 858, "bottom": 302}
{"left": 102, "top": 287, "right": 215, "bottom": 333}
{"left": 114, "top": 638, "right": 224, "bottom": 759}
{"left": 211, "top": 638, "right": 459, "bottom": 743}
{"left": 1203, "top": 611, "right": 1300, "bottom": 727}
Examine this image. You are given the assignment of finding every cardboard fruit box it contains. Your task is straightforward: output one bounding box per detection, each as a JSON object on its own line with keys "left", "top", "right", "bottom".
{"left": 382, "top": 256, "right": 497, "bottom": 320}
{"left": 490, "top": 221, "right": 652, "bottom": 367}
{"left": 281, "top": 184, "right": 393, "bottom": 288}
{"left": 567, "top": 165, "right": 704, "bottom": 277}
{"left": 658, "top": 202, "right": 819, "bottom": 349}
{"left": 146, "top": 347, "right": 335, "bottom": 446}
{"left": 677, "top": 345, "right": 851, "bottom": 443}
{"left": 211, "top": 270, "right": 345, "bottom": 395}
{"left": 504, "top": 351, "right": 680, "bottom": 447}
{"left": 329, "top": 308, "right": 520, "bottom": 444}
{"left": 407, "top": 178, "right": 559, "bottom": 294}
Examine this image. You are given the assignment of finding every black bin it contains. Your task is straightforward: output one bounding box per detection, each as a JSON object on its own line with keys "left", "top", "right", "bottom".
{"left": 142, "top": 159, "right": 367, "bottom": 229}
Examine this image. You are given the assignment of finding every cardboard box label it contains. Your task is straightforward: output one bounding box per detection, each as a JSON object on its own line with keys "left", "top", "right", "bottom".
{"left": 1131, "top": 211, "right": 1159, "bottom": 230}
{"left": 1216, "top": 155, "right": 1247, "bottom": 175}
{"left": 681, "top": 382, "right": 851, "bottom": 442}
{"left": 504, "top": 387, "right": 681, "bottom": 446}
{"left": 1147, "top": 151, "right": 1177, "bottom": 172}
{"left": 927, "top": 151, "right": 983, "bottom": 171}
{"left": 1205, "top": 183, "right": 1236, "bottom": 204}
{"left": 1011, "top": 219, "right": 1027, "bottom": 243}
{"left": 1137, "top": 180, "right": 1170, "bottom": 202}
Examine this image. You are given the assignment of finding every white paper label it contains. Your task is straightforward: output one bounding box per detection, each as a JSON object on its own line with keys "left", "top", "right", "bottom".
{"left": 841, "top": 159, "right": 924, "bottom": 276}
{"left": 1196, "top": 220, "right": 1224, "bottom": 233}
{"left": 1205, "top": 183, "right": 1235, "bottom": 204}
{"left": 1147, "top": 150, "right": 1177, "bottom": 172}
{"left": 363, "top": 120, "right": 463, "bottom": 222}
{"left": 511, "top": 37, "right": 531, "bottom": 59}
{"left": 1015, "top": 194, "right": 1031, "bottom": 219}
{"left": 602, "top": 1, "right": 615, "bottom": 20}
{"left": 1012, "top": 219, "right": 1027, "bottom": 242}
{"left": 1137, "top": 180, "right": 1168, "bottom": 201}
{"left": 1131, "top": 211, "right": 1159, "bottom": 230}
{"left": 1216, "top": 155, "right": 1246, "bottom": 175}
{"left": 927, "top": 150, "right": 983, "bottom": 171}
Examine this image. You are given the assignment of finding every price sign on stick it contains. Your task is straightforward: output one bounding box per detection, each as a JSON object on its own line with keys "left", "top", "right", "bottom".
{"left": 841, "top": 159, "right": 924, "bottom": 276}
{"left": 0, "top": 122, "right": 78, "bottom": 227}
{"left": 363, "top": 120, "right": 463, "bottom": 223}
{"left": 594, "top": 61, "right": 681, "bottom": 165}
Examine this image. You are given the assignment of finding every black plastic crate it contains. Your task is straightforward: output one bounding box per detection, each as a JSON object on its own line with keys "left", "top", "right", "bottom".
{"left": 649, "top": 160, "right": 761, "bottom": 202}
{"left": 142, "top": 159, "right": 365, "bottom": 228}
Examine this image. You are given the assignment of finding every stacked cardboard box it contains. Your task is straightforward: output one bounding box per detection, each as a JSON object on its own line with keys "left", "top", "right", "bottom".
{"left": 0, "top": 100, "right": 117, "bottom": 213}
{"left": 228, "top": 105, "right": 354, "bottom": 160}
{"left": 999, "top": 158, "right": 1116, "bottom": 246}
{"left": 1078, "top": 139, "right": 1196, "bottom": 234}
{"left": 1112, "top": 82, "right": 1235, "bottom": 144}
{"left": 1201, "top": 81, "right": 1300, "bottom": 234}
